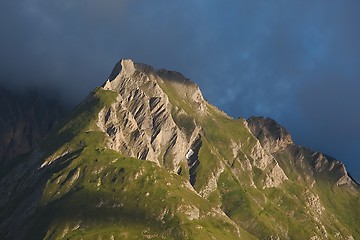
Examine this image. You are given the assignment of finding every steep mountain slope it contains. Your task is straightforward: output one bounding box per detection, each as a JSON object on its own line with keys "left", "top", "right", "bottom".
{"left": 0, "top": 87, "right": 63, "bottom": 165}
{"left": 0, "top": 59, "right": 359, "bottom": 239}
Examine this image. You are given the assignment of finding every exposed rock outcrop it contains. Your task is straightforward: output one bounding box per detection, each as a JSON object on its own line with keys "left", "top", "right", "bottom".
{"left": 99, "top": 60, "right": 291, "bottom": 190}
{"left": 312, "top": 152, "right": 355, "bottom": 186}
{"left": 247, "top": 117, "right": 293, "bottom": 153}
{"left": 247, "top": 116, "right": 358, "bottom": 187}
{"left": 186, "top": 135, "right": 202, "bottom": 186}
{"left": 98, "top": 59, "right": 207, "bottom": 184}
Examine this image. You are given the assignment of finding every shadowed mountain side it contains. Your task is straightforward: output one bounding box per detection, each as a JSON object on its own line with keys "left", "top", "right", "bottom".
{"left": 0, "top": 87, "right": 65, "bottom": 165}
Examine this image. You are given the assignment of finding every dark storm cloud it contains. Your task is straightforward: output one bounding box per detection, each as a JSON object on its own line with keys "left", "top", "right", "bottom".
{"left": 0, "top": 1, "right": 359, "bottom": 180}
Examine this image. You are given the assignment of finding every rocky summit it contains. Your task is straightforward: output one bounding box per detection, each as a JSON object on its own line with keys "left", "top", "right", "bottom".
{"left": 0, "top": 59, "right": 359, "bottom": 239}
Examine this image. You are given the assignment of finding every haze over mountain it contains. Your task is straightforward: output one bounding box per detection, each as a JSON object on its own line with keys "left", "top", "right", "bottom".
{"left": 0, "top": 87, "right": 64, "bottom": 164}
{"left": 0, "top": 59, "right": 358, "bottom": 239}
{"left": 1, "top": 1, "right": 359, "bottom": 181}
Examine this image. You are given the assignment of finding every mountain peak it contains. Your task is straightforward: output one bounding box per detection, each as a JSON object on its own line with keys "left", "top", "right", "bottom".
{"left": 98, "top": 59, "right": 208, "bottom": 175}
{"left": 1, "top": 60, "right": 359, "bottom": 239}
{"left": 104, "top": 59, "right": 137, "bottom": 89}
{"left": 104, "top": 59, "right": 198, "bottom": 90}
{"left": 102, "top": 59, "right": 206, "bottom": 112}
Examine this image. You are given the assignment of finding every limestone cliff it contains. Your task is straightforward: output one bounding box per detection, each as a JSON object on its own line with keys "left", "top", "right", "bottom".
{"left": 247, "top": 116, "right": 358, "bottom": 187}
{"left": 98, "top": 59, "right": 288, "bottom": 190}
{"left": 247, "top": 116, "right": 293, "bottom": 153}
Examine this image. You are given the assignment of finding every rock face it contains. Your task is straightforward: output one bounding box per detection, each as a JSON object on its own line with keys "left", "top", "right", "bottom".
{"left": 97, "top": 60, "right": 358, "bottom": 236}
{"left": 0, "top": 87, "right": 64, "bottom": 165}
{"left": 247, "top": 117, "right": 293, "bottom": 153}
{"left": 98, "top": 59, "right": 206, "bottom": 186}
{"left": 98, "top": 60, "right": 289, "bottom": 190}
{"left": 247, "top": 116, "right": 358, "bottom": 188}
{"left": 0, "top": 59, "right": 359, "bottom": 240}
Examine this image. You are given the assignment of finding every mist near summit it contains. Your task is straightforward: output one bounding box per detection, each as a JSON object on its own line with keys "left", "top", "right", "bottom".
{"left": 0, "top": 1, "right": 359, "bottom": 180}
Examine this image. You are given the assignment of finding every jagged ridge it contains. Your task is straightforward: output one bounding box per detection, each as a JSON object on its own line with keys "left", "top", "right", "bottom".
{"left": 247, "top": 116, "right": 358, "bottom": 187}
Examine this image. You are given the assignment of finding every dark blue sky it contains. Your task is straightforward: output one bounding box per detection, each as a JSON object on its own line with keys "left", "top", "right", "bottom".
{"left": 1, "top": 1, "right": 359, "bottom": 181}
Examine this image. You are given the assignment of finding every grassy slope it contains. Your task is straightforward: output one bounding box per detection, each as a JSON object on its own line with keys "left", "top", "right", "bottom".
{"left": 158, "top": 78, "right": 360, "bottom": 239}
{"left": 25, "top": 88, "right": 253, "bottom": 240}
{"left": 3, "top": 77, "right": 359, "bottom": 239}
